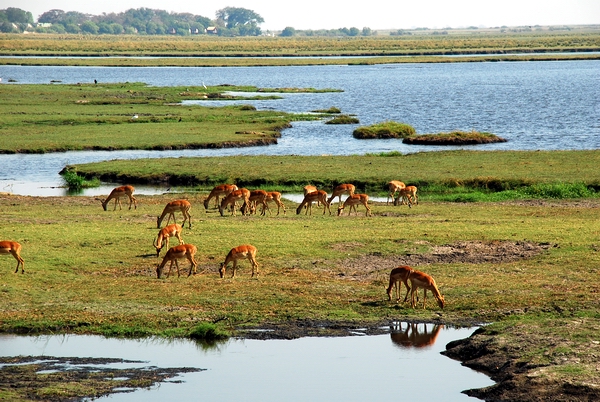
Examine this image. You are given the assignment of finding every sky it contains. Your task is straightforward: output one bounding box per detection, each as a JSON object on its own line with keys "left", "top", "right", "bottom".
{"left": 4, "top": 0, "right": 600, "bottom": 31}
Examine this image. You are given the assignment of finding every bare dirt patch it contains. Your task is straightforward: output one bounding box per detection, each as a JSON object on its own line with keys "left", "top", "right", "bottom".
{"left": 334, "top": 240, "right": 555, "bottom": 281}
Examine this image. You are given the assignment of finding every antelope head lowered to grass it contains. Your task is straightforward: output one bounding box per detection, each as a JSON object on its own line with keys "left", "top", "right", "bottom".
{"left": 98, "top": 185, "right": 137, "bottom": 211}
{"left": 153, "top": 224, "right": 184, "bottom": 257}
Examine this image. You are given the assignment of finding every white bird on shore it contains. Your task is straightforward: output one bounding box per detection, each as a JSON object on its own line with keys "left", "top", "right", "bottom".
{"left": 202, "top": 81, "right": 207, "bottom": 89}
{"left": 131, "top": 114, "right": 138, "bottom": 120}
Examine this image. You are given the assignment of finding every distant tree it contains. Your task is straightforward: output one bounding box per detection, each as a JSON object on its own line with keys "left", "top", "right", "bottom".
{"left": 280, "top": 26, "right": 295, "bottom": 37}
{"left": 38, "top": 9, "right": 65, "bottom": 24}
{"left": 0, "top": 21, "right": 15, "bottom": 33}
{"left": 64, "top": 23, "right": 80, "bottom": 34}
{"left": 62, "top": 11, "right": 89, "bottom": 25}
{"left": 109, "top": 23, "right": 124, "bottom": 34}
{"left": 215, "top": 7, "right": 263, "bottom": 34}
{"left": 348, "top": 27, "right": 360, "bottom": 36}
{"left": 97, "top": 22, "right": 112, "bottom": 34}
{"left": 362, "top": 27, "right": 372, "bottom": 36}
{"left": 145, "top": 21, "right": 158, "bottom": 34}
{"left": 48, "top": 23, "right": 66, "bottom": 33}
{"left": 80, "top": 21, "right": 99, "bottom": 34}
{"left": 2, "top": 7, "right": 33, "bottom": 24}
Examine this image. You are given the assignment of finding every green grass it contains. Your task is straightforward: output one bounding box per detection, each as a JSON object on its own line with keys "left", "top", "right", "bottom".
{"left": 1, "top": 191, "right": 599, "bottom": 335}
{"left": 402, "top": 130, "right": 506, "bottom": 145}
{"left": 353, "top": 121, "right": 416, "bottom": 139}
{"left": 2, "top": 31, "right": 600, "bottom": 58}
{"left": 0, "top": 83, "right": 331, "bottom": 153}
{"left": 69, "top": 151, "right": 600, "bottom": 202}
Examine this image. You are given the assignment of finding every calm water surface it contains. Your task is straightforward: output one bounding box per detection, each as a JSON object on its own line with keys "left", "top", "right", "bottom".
{"left": 0, "top": 61, "right": 598, "bottom": 196}
{"left": 0, "top": 323, "right": 493, "bottom": 401}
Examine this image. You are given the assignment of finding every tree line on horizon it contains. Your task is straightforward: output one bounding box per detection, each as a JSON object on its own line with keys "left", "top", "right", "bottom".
{"left": 0, "top": 6, "right": 374, "bottom": 37}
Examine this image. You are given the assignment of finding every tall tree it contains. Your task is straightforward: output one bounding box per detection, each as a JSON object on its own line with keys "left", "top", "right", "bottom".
{"left": 215, "top": 7, "right": 263, "bottom": 29}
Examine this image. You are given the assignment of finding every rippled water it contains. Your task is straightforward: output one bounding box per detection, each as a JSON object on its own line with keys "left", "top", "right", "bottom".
{"left": 0, "top": 61, "right": 598, "bottom": 196}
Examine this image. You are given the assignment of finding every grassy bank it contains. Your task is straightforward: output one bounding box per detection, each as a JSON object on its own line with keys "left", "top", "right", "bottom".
{"left": 2, "top": 32, "right": 600, "bottom": 57}
{"left": 68, "top": 150, "right": 600, "bottom": 201}
{"left": 0, "top": 83, "right": 331, "bottom": 153}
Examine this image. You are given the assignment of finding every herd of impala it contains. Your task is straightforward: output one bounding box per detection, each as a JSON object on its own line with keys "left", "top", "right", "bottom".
{"left": 2, "top": 180, "right": 443, "bottom": 309}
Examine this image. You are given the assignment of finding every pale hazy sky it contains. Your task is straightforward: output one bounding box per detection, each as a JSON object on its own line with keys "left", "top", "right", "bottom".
{"left": 5, "top": 0, "right": 600, "bottom": 31}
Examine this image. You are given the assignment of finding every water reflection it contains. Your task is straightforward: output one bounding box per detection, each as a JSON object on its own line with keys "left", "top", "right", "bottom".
{"left": 390, "top": 322, "right": 443, "bottom": 349}
{"left": 0, "top": 325, "right": 494, "bottom": 401}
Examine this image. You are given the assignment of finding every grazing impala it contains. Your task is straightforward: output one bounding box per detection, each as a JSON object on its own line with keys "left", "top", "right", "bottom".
{"left": 296, "top": 190, "right": 330, "bottom": 215}
{"left": 98, "top": 185, "right": 137, "bottom": 211}
{"left": 265, "top": 191, "right": 286, "bottom": 215}
{"left": 0, "top": 241, "right": 24, "bottom": 273}
{"left": 387, "top": 181, "right": 406, "bottom": 205}
{"left": 386, "top": 266, "right": 413, "bottom": 303}
{"left": 327, "top": 183, "right": 356, "bottom": 205}
{"left": 303, "top": 185, "right": 318, "bottom": 196}
{"left": 157, "top": 200, "right": 192, "bottom": 229}
{"left": 219, "top": 188, "right": 251, "bottom": 216}
{"left": 408, "top": 269, "right": 445, "bottom": 309}
{"left": 240, "top": 190, "right": 270, "bottom": 216}
{"left": 219, "top": 244, "right": 259, "bottom": 278}
{"left": 203, "top": 184, "right": 238, "bottom": 210}
{"left": 303, "top": 185, "right": 322, "bottom": 207}
{"left": 337, "top": 194, "right": 372, "bottom": 216}
{"left": 395, "top": 185, "right": 418, "bottom": 207}
{"left": 156, "top": 244, "right": 198, "bottom": 278}
{"left": 153, "top": 224, "right": 184, "bottom": 257}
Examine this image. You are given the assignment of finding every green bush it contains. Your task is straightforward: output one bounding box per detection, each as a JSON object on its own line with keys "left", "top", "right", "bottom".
{"left": 189, "top": 322, "right": 229, "bottom": 340}
{"left": 61, "top": 170, "right": 100, "bottom": 190}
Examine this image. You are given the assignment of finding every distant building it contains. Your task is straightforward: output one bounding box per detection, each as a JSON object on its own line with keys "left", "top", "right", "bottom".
{"left": 205, "top": 26, "right": 218, "bottom": 35}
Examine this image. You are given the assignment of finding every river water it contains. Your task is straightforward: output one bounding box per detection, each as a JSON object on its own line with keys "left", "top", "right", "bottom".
{"left": 0, "top": 323, "right": 493, "bottom": 401}
{"left": 0, "top": 60, "right": 599, "bottom": 196}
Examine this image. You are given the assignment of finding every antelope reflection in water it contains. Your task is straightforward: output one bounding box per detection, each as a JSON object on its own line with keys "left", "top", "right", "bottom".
{"left": 390, "top": 322, "right": 443, "bottom": 349}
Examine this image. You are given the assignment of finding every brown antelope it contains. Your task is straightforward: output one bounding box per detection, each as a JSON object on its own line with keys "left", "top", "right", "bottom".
{"left": 219, "top": 188, "right": 251, "bottom": 216}
{"left": 219, "top": 244, "right": 259, "bottom": 278}
{"left": 326, "top": 183, "right": 356, "bottom": 205}
{"left": 156, "top": 244, "right": 198, "bottom": 278}
{"left": 0, "top": 241, "right": 24, "bottom": 273}
{"left": 296, "top": 190, "right": 330, "bottom": 215}
{"left": 265, "top": 191, "right": 286, "bottom": 215}
{"left": 203, "top": 184, "right": 238, "bottom": 210}
{"left": 303, "top": 185, "right": 321, "bottom": 207}
{"left": 98, "top": 185, "right": 137, "bottom": 211}
{"left": 157, "top": 200, "right": 192, "bottom": 228}
{"left": 408, "top": 269, "right": 445, "bottom": 309}
{"left": 386, "top": 266, "right": 413, "bottom": 302}
{"left": 387, "top": 181, "right": 406, "bottom": 205}
{"left": 240, "top": 190, "right": 270, "bottom": 216}
{"left": 153, "top": 224, "right": 184, "bottom": 257}
{"left": 337, "top": 194, "right": 372, "bottom": 216}
{"left": 395, "top": 185, "right": 419, "bottom": 207}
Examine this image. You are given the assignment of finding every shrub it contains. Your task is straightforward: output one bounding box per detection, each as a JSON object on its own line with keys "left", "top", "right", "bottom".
{"left": 61, "top": 170, "right": 100, "bottom": 190}
{"left": 189, "top": 322, "right": 229, "bottom": 340}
